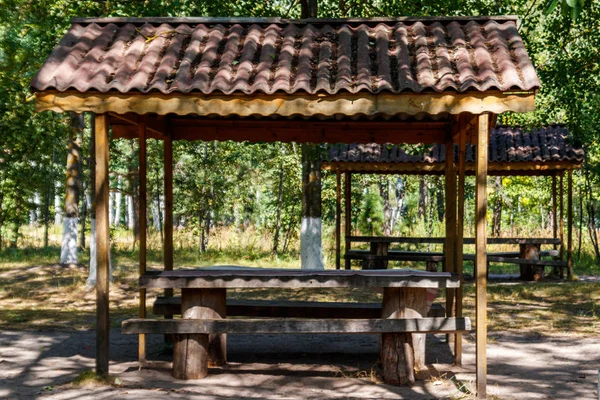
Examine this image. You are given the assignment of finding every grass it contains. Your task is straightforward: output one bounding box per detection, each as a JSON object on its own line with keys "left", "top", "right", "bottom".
{"left": 1, "top": 225, "right": 599, "bottom": 336}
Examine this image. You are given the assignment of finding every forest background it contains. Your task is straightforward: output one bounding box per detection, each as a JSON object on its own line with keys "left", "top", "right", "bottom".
{"left": 2, "top": 0, "right": 600, "bottom": 276}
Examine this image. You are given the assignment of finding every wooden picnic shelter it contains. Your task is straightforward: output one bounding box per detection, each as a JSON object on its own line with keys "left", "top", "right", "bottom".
{"left": 31, "top": 16, "right": 541, "bottom": 398}
{"left": 323, "top": 124, "right": 584, "bottom": 279}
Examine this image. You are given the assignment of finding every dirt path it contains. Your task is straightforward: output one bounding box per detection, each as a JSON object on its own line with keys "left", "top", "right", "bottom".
{"left": 1, "top": 328, "right": 598, "bottom": 399}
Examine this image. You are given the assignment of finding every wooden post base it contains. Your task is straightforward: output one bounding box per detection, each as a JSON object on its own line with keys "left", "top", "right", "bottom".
{"left": 173, "top": 333, "right": 208, "bottom": 380}
{"left": 381, "top": 287, "right": 427, "bottom": 385}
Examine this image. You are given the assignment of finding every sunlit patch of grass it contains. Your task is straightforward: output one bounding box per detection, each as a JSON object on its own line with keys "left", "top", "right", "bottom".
{"left": 69, "top": 369, "right": 123, "bottom": 387}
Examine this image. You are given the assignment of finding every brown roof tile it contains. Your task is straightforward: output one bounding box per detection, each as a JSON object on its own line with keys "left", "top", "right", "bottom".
{"left": 31, "top": 17, "right": 540, "bottom": 95}
{"left": 325, "top": 125, "right": 584, "bottom": 165}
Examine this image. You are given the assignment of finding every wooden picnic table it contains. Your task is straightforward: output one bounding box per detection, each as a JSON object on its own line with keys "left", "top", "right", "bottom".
{"left": 124, "top": 267, "right": 468, "bottom": 386}
{"left": 346, "top": 236, "right": 564, "bottom": 280}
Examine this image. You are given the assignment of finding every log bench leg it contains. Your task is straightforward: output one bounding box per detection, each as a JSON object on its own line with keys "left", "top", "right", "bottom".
{"left": 173, "top": 288, "right": 226, "bottom": 380}
{"left": 381, "top": 287, "right": 428, "bottom": 385}
{"left": 520, "top": 244, "right": 543, "bottom": 281}
{"left": 363, "top": 242, "right": 389, "bottom": 270}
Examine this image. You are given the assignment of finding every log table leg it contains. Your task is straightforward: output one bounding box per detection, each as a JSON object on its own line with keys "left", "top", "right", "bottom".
{"left": 173, "top": 288, "right": 226, "bottom": 380}
{"left": 380, "top": 287, "right": 428, "bottom": 385}
{"left": 364, "top": 242, "right": 389, "bottom": 270}
{"left": 519, "top": 244, "right": 542, "bottom": 281}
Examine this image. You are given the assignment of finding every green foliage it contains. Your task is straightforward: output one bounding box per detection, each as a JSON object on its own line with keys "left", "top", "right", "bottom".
{"left": 358, "top": 188, "right": 385, "bottom": 236}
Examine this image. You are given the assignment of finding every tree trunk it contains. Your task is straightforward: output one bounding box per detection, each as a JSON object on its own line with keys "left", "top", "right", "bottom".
{"left": 300, "top": 144, "right": 323, "bottom": 270}
{"left": 492, "top": 176, "right": 503, "bottom": 237}
{"left": 129, "top": 140, "right": 140, "bottom": 248}
{"left": 300, "top": 0, "right": 318, "bottom": 18}
{"left": 43, "top": 169, "right": 52, "bottom": 247}
{"left": 115, "top": 176, "right": 122, "bottom": 226}
{"left": 379, "top": 177, "right": 392, "bottom": 236}
{"left": 60, "top": 112, "right": 83, "bottom": 266}
{"left": 272, "top": 154, "right": 285, "bottom": 254}
{"left": 418, "top": 176, "right": 427, "bottom": 220}
{"left": 54, "top": 181, "right": 62, "bottom": 225}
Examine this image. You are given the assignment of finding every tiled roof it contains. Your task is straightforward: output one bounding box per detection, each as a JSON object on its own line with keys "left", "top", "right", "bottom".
{"left": 31, "top": 16, "right": 539, "bottom": 95}
{"left": 325, "top": 125, "right": 584, "bottom": 165}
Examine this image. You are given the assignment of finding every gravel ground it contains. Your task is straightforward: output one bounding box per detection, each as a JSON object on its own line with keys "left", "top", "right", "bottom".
{"left": 1, "top": 328, "right": 598, "bottom": 400}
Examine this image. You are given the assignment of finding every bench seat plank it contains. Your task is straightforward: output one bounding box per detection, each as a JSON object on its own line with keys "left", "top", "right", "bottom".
{"left": 122, "top": 317, "right": 471, "bottom": 335}
{"left": 153, "top": 297, "right": 446, "bottom": 318}
{"left": 463, "top": 255, "right": 567, "bottom": 267}
{"left": 347, "top": 236, "right": 561, "bottom": 246}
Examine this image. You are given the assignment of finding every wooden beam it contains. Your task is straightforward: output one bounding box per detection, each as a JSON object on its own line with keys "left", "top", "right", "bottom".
{"left": 475, "top": 114, "right": 489, "bottom": 399}
{"left": 567, "top": 170, "right": 574, "bottom": 279}
{"left": 552, "top": 175, "right": 558, "bottom": 247}
{"left": 138, "top": 119, "right": 147, "bottom": 364}
{"left": 35, "top": 90, "right": 536, "bottom": 118}
{"left": 322, "top": 161, "right": 582, "bottom": 176}
{"left": 122, "top": 317, "right": 472, "bottom": 335}
{"left": 444, "top": 131, "right": 457, "bottom": 342}
{"left": 455, "top": 120, "right": 467, "bottom": 366}
{"left": 163, "top": 126, "right": 174, "bottom": 311}
{"left": 559, "top": 173, "right": 565, "bottom": 271}
{"left": 336, "top": 172, "right": 341, "bottom": 270}
{"left": 109, "top": 113, "right": 167, "bottom": 137}
{"left": 344, "top": 172, "right": 352, "bottom": 270}
{"left": 94, "top": 113, "right": 110, "bottom": 376}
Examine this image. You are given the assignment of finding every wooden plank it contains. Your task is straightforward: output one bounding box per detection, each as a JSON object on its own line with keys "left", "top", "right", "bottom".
{"left": 344, "top": 253, "right": 445, "bottom": 262}
{"left": 122, "top": 317, "right": 472, "bottom": 335}
{"left": 567, "top": 170, "right": 574, "bottom": 279}
{"left": 455, "top": 117, "right": 468, "bottom": 367}
{"left": 321, "top": 161, "right": 582, "bottom": 176}
{"left": 94, "top": 113, "right": 110, "bottom": 376}
{"left": 475, "top": 114, "right": 488, "bottom": 399}
{"left": 137, "top": 119, "right": 147, "bottom": 364}
{"left": 344, "top": 172, "right": 352, "bottom": 270}
{"left": 462, "top": 254, "right": 566, "bottom": 266}
{"left": 336, "top": 172, "right": 341, "bottom": 270}
{"left": 140, "top": 269, "right": 461, "bottom": 289}
{"left": 347, "top": 250, "right": 443, "bottom": 257}
{"left": 153, "top": 297, "right": 447, "bottom": 318}
{"left": 347, "top": 236, "right": 446, "bottom": 244}
{"left": 35, "top": 91, "right": 536, "bottom": 120}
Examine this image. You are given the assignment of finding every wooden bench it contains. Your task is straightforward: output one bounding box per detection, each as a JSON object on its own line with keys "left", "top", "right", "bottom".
{"left": 153, "top": 297, "right": 447, "bottom": 318}
{"left": 123, "top": 316, "right": 470, "bottom": 384}
{"left": 124, "top": 268, "right": 465, "bottom": 386}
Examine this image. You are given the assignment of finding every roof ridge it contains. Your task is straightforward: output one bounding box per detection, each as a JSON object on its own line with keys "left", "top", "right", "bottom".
{"left": 72, "top": 16, "right": 520, "bottom": 26}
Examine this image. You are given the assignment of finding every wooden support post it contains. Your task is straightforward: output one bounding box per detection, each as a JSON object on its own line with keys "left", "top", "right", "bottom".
{"left": 94, "top": 114, "right": 110, "bottom": 376}
{"left": 381, "top": 288, "right": 427, "bottom": 385}
{"left": 164, "top": 131, "right": 174, "bottom": 294}
{"left": 559, "top": 173, "right": 565, "bottom": 277}
{"left": 138, "top": 120, "right": 147, "bottom": 364}
{"left": 475, "top": 114, "right": 488, "bottom": 399}
{"left": 445, "top": 132, "right": 457, "bottom": 347}
{"left": 567, "top": 170, "right": 574, "bottom": 279}
{"left": 455, "top": 126, "right": 467, "bottom": 366}
{"left": 344, "top": 172, "right": 352, "bottom": 270}
{"left": 552, "top": 175, "right": 558, "bottom": 246}
{"left": 336, "top": 172, "right": 341, "bottom": 270}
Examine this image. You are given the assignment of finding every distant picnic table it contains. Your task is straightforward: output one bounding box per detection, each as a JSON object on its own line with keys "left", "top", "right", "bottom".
{"left": 345, "top": 236, "right": 566, "bottom": 280}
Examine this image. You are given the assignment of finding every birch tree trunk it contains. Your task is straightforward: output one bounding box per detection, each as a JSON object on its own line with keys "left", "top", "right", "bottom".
{"left": 60, "top": 113, "right": 83, "bottom": 266}
{"left": 300, "top": 144, "right": 323, "bottom": 270}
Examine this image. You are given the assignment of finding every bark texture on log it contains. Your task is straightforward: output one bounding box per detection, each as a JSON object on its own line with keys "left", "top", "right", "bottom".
{"left": 381, "top": 287, "right": 427, "bottom": 385}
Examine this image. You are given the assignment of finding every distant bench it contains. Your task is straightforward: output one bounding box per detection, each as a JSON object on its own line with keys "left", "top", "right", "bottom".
{"left": 345, "top": 236, "right": 565, "bottom": 280}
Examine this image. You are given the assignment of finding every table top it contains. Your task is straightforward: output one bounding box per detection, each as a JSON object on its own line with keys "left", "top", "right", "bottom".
{"left": 140, "top": 267, "right": 460, "bottom": 289}
{"left": 348, "top": 236, "right": 561, "bottom": 245}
